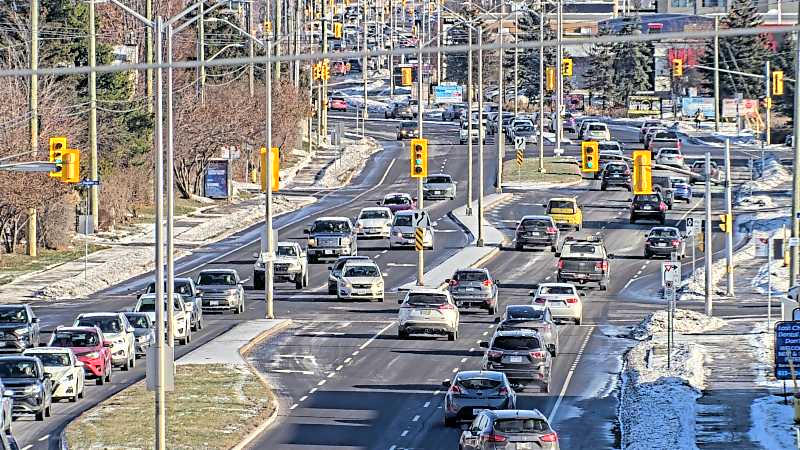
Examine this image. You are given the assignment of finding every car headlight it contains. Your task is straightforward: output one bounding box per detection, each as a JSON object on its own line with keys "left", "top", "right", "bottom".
{"left": 114, "top": 338, "right": 125, "bottom": 345}
{"left": 137, "top": 335, "right": 150, "bottom": 343}
{"left": 395, "top": 232, "right": 403, "bottom": 238}
{"left": 341, "top": 237, "right": 351, "bottom": 246}
{"left": 308, "top": 238, "right": 317, "bottom": 246}
{"left": 341, "top": 280, "right": 353, "bottom": 289}
{"left": 13, "top": 328, "right": 29, "bottom": 336}
{"left": 374, "top": 280, "right": 384, "bottom": 289}
{"left": 256, "top": 261, "right": 265, "bottom": 268}
{"left": 23, "top": 385, "right": 42, "bottom": 394}
{"left": 84, "top": 352, "right": 100, "bottom": 359}
{"left": 226, "top": 289, "right": 238, "bottom": 298}
{"left": 288, "top": 263, "right": 300, "bottom": 271}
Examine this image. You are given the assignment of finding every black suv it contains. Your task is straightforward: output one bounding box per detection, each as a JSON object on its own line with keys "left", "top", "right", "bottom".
{"left": 630, "top": 193, "right": 667, "bottom": 224}
{"left": 514, "top": 215, "right": 560, "bottom": 252}
{"left": 480, "top": 329, "right": 552, "bottom": 393}
{"left": 600, "top": 161, "right": 631, "bottom": 191}
{"left": 0, "top": 305, "right": 39, "bottom": 353}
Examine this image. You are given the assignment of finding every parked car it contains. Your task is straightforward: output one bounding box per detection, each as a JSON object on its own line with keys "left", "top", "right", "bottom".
{"left": 195, "top": 269, "right": 246, "bottom": 314}
{"left": 304, "top": 217, "right": 358, "bottom": 262}
{"left": 48, "top": 326, "right": 112, "bottom": 385}
{"left": 0, "top": 356, "right": 52, "bottom": 421}
{"left": 515, "top": 215, "right": 560, "bottom": 252}
{"left": 23, "top": 347, "right": 85, "bottom": 402}
{"left": 327, "top": 255, "right": 371, "bottom": 294}
{"left": 459, "top": 409, "right": 560, "bottom": 450}
{"left": 644, "top": 226, "right": 686, "bottom": 258}
{"left": 378, "top": 192, "right": 416, "bottom": 213}
{"left": 630, "top": 192, "right": 667, "bottom": 224}
{"left": 355, "top": 207, "right": 393, "bottom": 239}
{"left": 144, "top": 278, "right": 204, "bottom": 332}
{"left": 73, "top": 313, "right": 136, "bottom": 370}
{"left": 422, "top": 173, "right": 457, "bottom": 200}
{"left": 531, "top": 283, "right": 584, "bottom": 325}
{"left": 446, "top": 268, "right": 499, "bottom": 315}
{"left": 0, "top": 305, "right": 40, "bottom": 353}
{"left": 389, "top": 209, "right": 435, "bottom": 249}
{"left": 397, "top": 287, "right": 460, "bottom": 340}
{"left": 545, "top": 197, "right": 583, "bottom": 231}
{"left": 337, "top": 260, "right": 384, "bottom": 301}
{"left": 122, "top": 312, "right": 155, "bottom": 358}
{"left": 442, "top": 370, "right": 517, "bottom": 427}
{"left": 494, "top": 304, "right": 559, "bottom": 357}
{"left": 480, "top": 329, "right": 552, "bottom": 392}
{"left": 396, "top": 120, "right": 419, "bottom": 140}
{"left": 133, "top": 293, "right": 193, "bottom": 344}
{"left": 255, "top": 242, "right": 308, "bottom": 290}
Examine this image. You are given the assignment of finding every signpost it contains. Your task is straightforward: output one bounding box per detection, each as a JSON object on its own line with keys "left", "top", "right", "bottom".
{"left": 662, "top": 258, "right": 681, "bottom": 369}
{"left": 515, "top": 137, "right": 525, "bottom": 180}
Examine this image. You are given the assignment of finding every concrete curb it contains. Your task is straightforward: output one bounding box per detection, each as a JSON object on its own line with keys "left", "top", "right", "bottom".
{"left": 230, "top": 319, "right": 293, "bottom": 450}
{"left": 500, "top": 177, "right": 587, "bottom": 191}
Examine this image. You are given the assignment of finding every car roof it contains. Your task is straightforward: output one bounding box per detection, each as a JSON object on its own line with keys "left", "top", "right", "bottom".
{"left": 0, "top": 305, "right": 26, "bottom": 310}
{"left": 54, "top": 326, "right": 100, "bottom": 334}
{"left": 138, "top": 293, "right": 184, "bottom": 300}
{"left": 315, "top": 216, "right": 351, "bottom": 222}
{"left": 360, "top": 206, "right": 392, "bottom": 212}
{"left": 505, "top": 304, "right": 541, "bottom": 313}
{"left": 487, "top": 409, "right": 548, "bottom": 420}
{"left": 385, "top": 192, "right": 411, "bottom": 198}
{"left": 455, "top": 370, "right": 505, "bottom": 380}
{"left": 649, "top": 226, "right": 680, "bottom": 232}
{"left": 537, "top": 282, "right": 576, "bottom": 289}
{"left": 336, "top": 255, "right": 369, "bottom": 261}
{"left": 77, "top": 312, "right": 122, "bottom": 319}
{"left": 198, "top": 268, "right": 237, "bottom": 274}
{"left": 455, "top": 268, "right": 488, "bottom": 273}
{"left": 0, "top": 356, "right": 39, "bottom": 363}
{"left": 426, "top": 173, "right": 451, "bottom": 178}
{"left": 407, "top": 287, "right": 447, "bottom": 295}
{"left": 24, "top": 347, "right": 74, "bottom": 355}
{"left": 493, "top": 328, "right": 542, "bottom": 337}
{"left": 548, "top": 197, "right": 576, "bottom": 202}
{"left": 520, "top": 215, "right": 551, "bottom": 221}
{"left": 342, "top": 261, "right": 378, "bottom": 268}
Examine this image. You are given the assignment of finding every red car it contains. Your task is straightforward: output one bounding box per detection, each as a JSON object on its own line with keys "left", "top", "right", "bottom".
{"left": 378, "top": 192, "right": 416, "bottom": 213}
{"left": 329, "top": 96, "right": 348, "bottom": 112}
{"left": 48, "top": 326, "right": 112, "bottom": 385}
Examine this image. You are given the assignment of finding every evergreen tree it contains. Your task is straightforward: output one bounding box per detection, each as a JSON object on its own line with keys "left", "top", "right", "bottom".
{"left": 582, "top": 26, "right": 615, "bottom": 102}
{"left": 504, "top": 6, "right": 557, "bottom": 100}
{"left": 611, "top": 15, "right": 653, "bottom": 102}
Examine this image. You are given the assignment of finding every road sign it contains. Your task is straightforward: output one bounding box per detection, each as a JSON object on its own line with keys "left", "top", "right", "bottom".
{"left": 77, "top": 179, "right": 100, "bottom": 187}
{"left": 685, "top": 218, "right": 694, "bottom": 236}
{"left": 661, "top": 261, "right": 682, "bottom": 287}
{"left": 774, "top": 321, "right": 800, "bottom": 380}
{"left": 790, "top": 237, "right": 800, "bottom": 247}
{"left": 415, "top": 227, "right": 424, "bottom": 251}
{"left": 413, "top": 210, "right": 427, "bottom": 227}
{"left": 514, "top": 137, "right": 525, "bottom": 151}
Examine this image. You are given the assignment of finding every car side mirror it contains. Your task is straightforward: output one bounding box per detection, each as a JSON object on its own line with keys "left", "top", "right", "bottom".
{"left": 252, "top": 252, "right": 260, "bottom": 259}
{"left": 75, "top": 361, "right": 85, "bottom": 368}
{"left": 608, "top": 254, "right": 615, "bottom": 259}
{"left": 494, "top": 279, "right": 501, "bottom": 286}
{"left": 103, "top": 340, "right": 112, "bottom": 348}
{"left": 196, "top": 292, "right": 203, "bottom": 297}
{"left": 44, "top": 372, "right": 52, "bottom": 379}
{"left": 397, "top": 299, "right": 404, "bottom": 304}
{"left": 580, "top": 292, "right": 586, "bottom": 297}
{"left": 375, "top": 201, "right": 381, "bottom": 205}
{"left": 303, "top": 228, "right": 310, "bottom": 234}
{"left": 127, "top": 326, "right": 135, "bottom": 333}
{"left": 441, "top": 379, "right": 451, "bottom": 388}
{"left": 445, "top": 278, "right": 451, "bottom": 284}
{"left": 479, "top": 341, "right": 489, "bottom": 348}
{"left": 494, "top": 317, "right": 501, "bottom": 323}
{"left": 31, "top": 317, "right": 39, "bottom": 324}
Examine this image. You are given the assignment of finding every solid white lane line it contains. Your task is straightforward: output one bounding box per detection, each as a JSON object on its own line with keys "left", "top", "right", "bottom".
{"left": 548, "top": 326, "right": 595, "bottom": 423}
{"left": 359, "top": 322, "right": 395, "bottom": 350}
{"left": 622, "top": 278, "right": 637, "bottom": 291}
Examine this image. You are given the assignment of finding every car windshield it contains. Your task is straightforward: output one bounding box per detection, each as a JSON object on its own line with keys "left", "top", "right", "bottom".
{"left": 636, "top": 194, "right": 661, "bottom": 203}
{"left": 76, "top": 317, "right": 122, "bottom": 334}
{"left": 145, "top": 281, "right": 192, "bottom": 296}
{"left": 197, "top": 272, "right": 236, "bottom": 285}
{"left": 276, "top": 246, "right": 297, "bottom": 257}
{"left": 51, "top": 331, "right": 99, "bottom": 348}
{"left": 605, "top": 164, "right": 627, "bottom": 172}
{"left": 0, "top": 307, "right": 27, "bottom": 324}
{"left": 457, "top": 377, "right": 502, "bottom": 390}
{"left": 124, "top": 314, "right": 151, "bottom": 329}
{"left": 515, "top": 125, "right": 533, "bottom": 132}
{"left": 400, "top": 122, "right": 416, "bottom": 129}
{"left": 539, "top": 285, "right": 574, "bottom": 295}
{"left": 506, "top": 307, "right": 543, "bottom": 320}
{"left": 660, "top": 149, "right": 679, "bottom": 155}
{"left": 655, "top": 131, "right": 678, "bottom": 139}
{"left": 492, "top": 336, "right": 541, "bottom": 351}
{"left": 0, "top": 361, "right": 38, "bottom": 378}
{"left": 520, "top": 219, "right": 549, "bottom": 230}
{"left": 393, "top": 215, "right": 413, "bottom": 227}
{"left": 494, "top": 418, "right": 550, "bottom": 433}
{"left": 599, "top": 143, "right": 620, "bottom": 151}
{"left": 33, "top": 353, "right": 71, "bottom": 367}
{"left": 425, "top": 176, "right": 451, "bottom": 184}
{"left": 650, "top": 229, "right": 678, "bottom": 238}
{"left": 454, "top": 271, "right": 488, "bottom": 282}
{"left": 344, "top": 265, "right": 380, "bottom": 277}
{"left": 311, "top": 220, "right": 350, "bottom": 233}
{"left": 361, "top": 210, "right": 390, "bottom": 220}
{"left": 547, "top": 201, "right": 575, "bottom": 214}
{"left": 406, "top": 293, "right": 447, "bottom": 305}
{"left": 383, "top": 196, "right": 410, "bottom": 205}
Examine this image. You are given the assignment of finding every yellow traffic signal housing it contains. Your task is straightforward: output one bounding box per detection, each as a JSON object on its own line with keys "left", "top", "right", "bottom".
{"left": 773, "top": 70, "right": 784, "bottom": 96}
{"left": 401, "top": 67, "right": 413, "bottom": 86}
{"left": 672, "top": 58, "right": 683, "bottom": 77}
{"left": 580, "top": 141, "right": 599, "bottom": 173}
{"left": 718, "top": 214, "right": 732, "bottom": 233}
{"left": 61, "top": 148, "right": 80, "bottom": 183}
{"left": 410, "top": 138, "right": 428, "bottom": 178}
{"left": 333, "top": 23, "right": 343, "bottom": 39}
{"left": 562, "top": 58, "right": 573, "bottom": 77}
{"left": 632, "top": 150, "right": 653, "bottom": 194}
{"left": 545, "top": 67, "right": 555, "bottom": 91}
{"left": 264, "top": 20, "right": 272, "bottom": 34}
{"left": 322, "top": 61, "right": 330, "bottom": 81}
{"left": 48, "top": 136, "right": 67, "bottom": 178}
{"left": 260, "top": 147, "right": 280, "bottom": 192}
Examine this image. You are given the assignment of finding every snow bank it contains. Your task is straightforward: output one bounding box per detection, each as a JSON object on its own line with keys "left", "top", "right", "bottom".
{"left": 748, "top": 396, "right": 798, "bottom": 450}
{"left": 749, "top": 157, "right": 791, "bottom": 192}
{"left": 632, "top": 309, "right": 725, "bottom": 340}
{"left": 315, "top": 137, "right": 382, "bottom": 188}
{"left": 681, "top": 241, "right": 756, "bottom": 298}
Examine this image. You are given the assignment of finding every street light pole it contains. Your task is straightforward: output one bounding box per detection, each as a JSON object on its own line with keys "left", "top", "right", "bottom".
{"left": 466, "top": 25, "right": 474, "bottom": 216}
{"left": 363, "top": 0, "right": 369, "bottom": 137}
{"left": 417, "top": 34, "right": 424, "bottom": 286}
{"left": 153, "top": 17, "right": 166, "bottom": 450}
{"left": 714, "top": 16, "right": 720, "bottom": 132}
{"left": 538, "top": 1, "right": 545, "bottom": 172}
{"left": 266, "top": 36, "right": 275, "bottom": 319}
{"left": 704, "top": 151, "right": 713, "bottom": 316}
{"left": 437, "top": 0, "right": 443, "bottom": 83}
{"left": 28, "top": 0, "right": 39, "bottom": 258}
{"left": 554, "top": 0, "right": 563, "bottom": 154}
{"left": 478, "top": 26, "right": 485, "bottom": 247}
{"left": 496, "top": 10, "right": 505, "bottom": 194}
{"left": 791, "top": 8, "right": 800, "bottom": 287}
{"left": 514, "top": 10, "right": 519, "bottom": 116}
{"left": 89, "top": 0, "right": 99, "bottom": 231}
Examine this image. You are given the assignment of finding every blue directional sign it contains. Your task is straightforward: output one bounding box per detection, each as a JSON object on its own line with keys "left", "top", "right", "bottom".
{"left": 77, "top": 179, "right": 100, "bottom": 187}
{"left": 774, "top": 321, "right": 800, "bottom": 380}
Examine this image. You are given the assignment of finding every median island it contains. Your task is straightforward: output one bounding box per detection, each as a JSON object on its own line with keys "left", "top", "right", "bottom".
{"left": 502, "top": 156, "right": 583, "bottom": 186}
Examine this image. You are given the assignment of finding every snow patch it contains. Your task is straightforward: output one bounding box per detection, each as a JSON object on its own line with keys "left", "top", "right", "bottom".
{"left": 632, "top": 309, "right": 725, "bottom": 340}
{"left": 315, "top": 137, "right": 382, "bottom": 188}
{"left": 749, "top": 395, "right": 799, "bottom": 450}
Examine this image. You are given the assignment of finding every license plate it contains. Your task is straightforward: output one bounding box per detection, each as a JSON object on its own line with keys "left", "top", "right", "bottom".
{"left": 466, "top": 287, "right": 477, "bottom": 292}
{"left": 210, "top": 300, "right": 219, "bottom": 306}
{"left": 516, "top": 443, "right": 533, "bottom": 450}
{"left": 530, "top": 232, "right": 540, "bottom": 236}
{"left": 421, "top": 309, "right": 431, "bottom": 316}
{"left": 509, "top": 355, "right": 523, "bottom": 363}
{"left": 644, "top": 206, "right": 653, "bottom": 210}
{"left": 434, "top": 190, "right": 441, "bottom": 194}
{"left": 472, "top": 408, "right": 484, "bottom": 415}
{"left": 658, "top": 243, "right": 667, "bottom": 247}
{"left": 356, "top": 289, "right": 369, "bottom": 294}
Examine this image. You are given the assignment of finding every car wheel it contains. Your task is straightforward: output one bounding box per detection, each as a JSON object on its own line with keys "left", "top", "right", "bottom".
{"left": 601, "top": 184, "right": 606, "bottom": 191}
{"left": 660, "top": 216, "right": 666, "bottom": 225}
{"left": 254, "top": 276, "right": 265, "bottom": 290}
{"left": 515, "top": 242, "right": 523, "bottom": 251}
{"left": 197, "top": 317, "right": 204, "bottom": 330}
{"left": 644, "top": 250, "right": 651, "bottom": 258}
{"left": 630, "top": 217, "right": 636, "bottom": 224}
{"left": 444, "top": 415, "right": 457, "bottom": 427}
{"left": 575, "top": 317, "right": 582, "bottom": 325}
{"left": 303, "top": 270, "right": 309, "bottom": 287}
{"left": 551, "top": 245, "right": 557, "bottom": 253}
{"left": 295, "top": 274, "right": 303, "bottom": 290}
{"left": 398, "top": 329, "right": 408, "bottom": 339}
{"left": 78, "top": 386, "right": 84, "bottom": 399}
{"left": 122, "top": 354, "right": 131, "bottom": 371}
{"left": 328, "top": 285, "right": 336, "bottom": 295}
{"left": 35, "top": 409, "right": 45, "bottom": 421}
{"left": 97, "top": 374, "right": 105, "bottom": 386}
{"left": 45, "top": 404, "right": 51, "bottom": 418}
{"left": 599, "top": 283, "right": 608, "bottom": 291}
{"left": 130, "top": 350, "right": 136, "bottom": 368}
{"left": 105, "top": 364, "right": 112, "bottom": 382}
{"left": 488, "top": 306, "right": 496, "bottom": 315}
{"left": 447, "top": 331, "right": 456, "bottom": 341}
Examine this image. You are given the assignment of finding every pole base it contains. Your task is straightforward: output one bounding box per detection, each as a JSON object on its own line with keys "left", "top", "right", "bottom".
{"left": 465, "top": 207, "right": 472, "bottom": 216}
{"left": 495, "top": 187, "right": 502, "bottom": 194}
{"left": 477, "top": 238, "right": 484, "bottom": 247}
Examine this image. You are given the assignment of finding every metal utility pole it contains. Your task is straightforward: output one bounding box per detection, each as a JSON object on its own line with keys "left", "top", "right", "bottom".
{"left": 198, "top": 1, "right": 206, "bottom": 104}
{"left": 293, "top": 0, "right": 301, "bottom": 88}
{"left": 266, "top": 38, "right": 276, "bottom": 319}
{"left": 363, "top": 0, "right": 369, "bottom": 137}
{"left": 437, "top": 0, "right": 442, "bottom": 83}
{"left": 28, "top": 0, "right": 39, "bottom": 258}
{"left": 792, "top": 8, "right": 800, "bottom": 287}
{"left": 247, "top": 1, "right": 255, "bottom": 96}
{"left": 765, "top": 61, "right": 772, "bottom": 146}
{"left": 724, "top": 139, "right": 734, "bottom": 296}
{"left": 477, "top": 27, "right": 485, "bottom": 247}
{"left": 165, "top": 24, "right": 177, "bottom": 346}
{"left": 153, "top": 17, "right": 166, "bottom": 450}
{"left": 89, "top": 0, "right": 99, "bottom": 231}
{"left": 389, "top": 0, "right": 395, "bottom": 97}
{"left": 554, "top": 0, "right": 563, "bottom": 154}
{"left": 537, "top": 3, "right": 545, "bottom": 173}
{"left": 704, "top": 151, "right": 713, "bottom": 316}
{"left": 416, "top": 35, "right": 425, "bottom": 286}
{"left": 274, "top": 0, "right": 282, "bottom": 80}
{"left": 466, "top": 25, "right": 474, "bottom": 216}
{"left": 496, "top": 10, "right": 505, "bottom": 194}
{"left": 147, "top": 0, "right": 154, "bottom": 113}
{"left": 714, "top": 17, "right": 720, "bottom": 132}
{"left": 321, "top": 0, "right": 328, "bottom": 139}
{"left": 514, "top": 11, "right": 519, "bottom": 116}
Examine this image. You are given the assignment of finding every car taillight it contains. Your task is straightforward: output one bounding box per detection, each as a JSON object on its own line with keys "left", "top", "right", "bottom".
{"left": 486, "top": 434, "right": 508, "bottom": 443}
{"left": 671, "top": 239, "right": 680, "bottom": 246}
{"left": 557, "top": 260, "right": 564, "bottom": 269}
{"left": 676, "top": 140, "right": 682, "bottom": 149}
{"left": 534, "top": 297, "right": 546, "bottom": 304}
{"left": 498, "top": 387, "right": 509, "bottom": 395}
{"left": 624, "top": 170, "right": 631, "bottom": 176}
{"left": 530, "top": 351, "right": 545, "bottom": 359}
{"left": 546, "top": 227, "right": 557, "bottom": 234}
{"left": 566, "top": 297, "right": 578, "bottom": 304}
{"left": 449, "top": 279, "right": 459, "bottom": 287}
{"left": 439, "top": 303, "right": 455, "bottom": 310}
{"left": 659, "top": 202, "right": 667, "bottom": 211}
{"left": 483, "top": 279, "right": 492, "bottom": 287}
{"left": 449, "top": 385, "right": 462, "bottom": 394}
{"left": 540, "top": 432, "right": 558, "bottom": 442}
{"left": 595, "top": 261, "right": 608, "bottom": 271}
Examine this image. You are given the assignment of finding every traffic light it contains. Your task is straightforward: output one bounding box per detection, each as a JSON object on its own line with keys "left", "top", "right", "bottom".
{"left": 580, "top": 141, "right": 599, "bottom": 173}
{"left": 632, "top": 150, "right": 653, "bottom": 195}
{"left": 322, "top": 61, "right": 330, "bottom": 80}
{"left": 545, "top": 67, "right": 555, "bottom": 91}
{"left": 410, "top": 138, "right": 428, "bottom": 178}
{"left": 401, "top": 67, "right": 413, "bottom": 86}
{"left": 48, "top": 136, "right": 67, "bottom": 178}
{"left": 773, "top": 70, "right": 784, "bottom": 96}
{"left": 718, "top": 214, "right": 732, "bottom": 233}
{"left": 260, "top": 146, "right": 280, "bottom": 192}
{"left": 672, "top": 58, "right": 683, "bottom": 77}
{"left": 264, "top": 20, "right": 272, "bottom": 34}
{"left": 333, "top": 23, "right": 343, "bottom": 39}
{"left": 312, "top": 63, "right": 320, "bottom": 80}
{"left": 61, "top": 148, "right": 80, "bottom": 183}
{"left": 562, "top": 58, "right": 573, "bottom": 77}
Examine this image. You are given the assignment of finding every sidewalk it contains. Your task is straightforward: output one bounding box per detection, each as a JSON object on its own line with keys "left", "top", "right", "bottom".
{"left": 178, "top": 319, "right": 291, "bottom": 366}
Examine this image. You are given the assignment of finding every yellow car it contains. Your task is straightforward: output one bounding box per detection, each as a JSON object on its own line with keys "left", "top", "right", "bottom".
{"left": 545, "top": 197, "right": 583, "bottom": 231}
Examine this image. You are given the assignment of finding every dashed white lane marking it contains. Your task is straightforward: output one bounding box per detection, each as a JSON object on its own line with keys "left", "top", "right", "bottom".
{"left": 412, "top": 415, "right": 420, "bottom": 422}
{"left": 352, "top": 350, "right": 360, "bottom": 356}
{"left": 544, "top": 275, "right": 551, "bottom": 280}
{"left": 299, "top": 396, "right": 308, "bottom": 402}
{"left": 38, "top": 435, "right": 49, "bottom": 442}
{"left": 336, "top": 365, "right": 344, "bottom": 371}
{"left": 327, "top": 372, "right": 335, "bottom": 378}
{"left": 374, "top": 254, "right": 381, "bottom": 259}
{"left": 317, "top": 380, "right": 327, "bottom": 386}
{"left": 636, "top": 270, "right": 642, "bottom": 276}
{"left": 423, "top": 401, "right": 431, "bottom": 408}
{"left": 433, "top": 390, "right": 441, "bottom": 395}
{"left": 460, "top": 357, "right": 468, "bottom": 363}
{"left": 22, "top": 446, "right": 32, "bottom": 450}
{"left": 401, "top": 430, "right": 409, "bottom": 437}
{"left": 645, "top": 260, "right": 651, "bottom": 265}
{"left": 640, "top": 264, "right": 647, "bottom": 270}
{"left": 482, "top": 331, "right": 488, "bottom": 336}
{"left": 381, "top": 250, "right": 389, "bottom": 254}
{"left": 452, "top": 367, "right": 459, "bottom": 373}
{"left": 622, "top": 277, "right": 637, "bottom": 291}
{"left": 309, "top": 388, "right": 318, "bottom": 394}
{"left": 548, "top": 326, "right": 595, "bottom": 423}
{"left": 469, "top": 347, "right": 475, "bottom": 352}
{"left": 487, "top": 323, "right": 494, "bottom": 329}
{"left": 475, "top": 340, "right": 482, "bottom": 345}
{"left": 344, "top": 357, "right": 352, "bottom": 363}
{"left": 290, "top": 403, "right": 299, "bottom": 410}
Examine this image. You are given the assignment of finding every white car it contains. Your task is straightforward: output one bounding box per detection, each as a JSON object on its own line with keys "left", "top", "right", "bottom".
{"left": 389, "top": 209, "right": 435, "bottom": 249}
{"left": 355, "top": 207, "right": 393, "bottom": 239}
{"left": 459, "top": 120, "right": 487, "bottom": 144}
{"left": 133, "top": 293, "right": 192, "bottom": 345}
{"left": 73, "top": 312, "right": 136, "bottom": 370}
{"left": 531, "top": 283, "right": 584, "bottom": 325}
{"left": 337, "top": 261, "right": 384, "bottom": 301}
{"left": 397, "top": 287, "right": 460, "bottom": 340}
{"left": 585, "top": 122, "right": 611, "bottom": 141}
{"left": 23, "top": 347, "right": 85, "bottom": 402}
{"left": 655, "top": 147, "right": 685, "bottom": 167}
